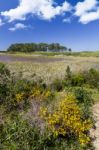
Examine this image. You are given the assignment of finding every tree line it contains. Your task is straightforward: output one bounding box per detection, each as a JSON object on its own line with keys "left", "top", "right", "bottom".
{"left": 7, "top": 43, "right": 72, "bottom": 52}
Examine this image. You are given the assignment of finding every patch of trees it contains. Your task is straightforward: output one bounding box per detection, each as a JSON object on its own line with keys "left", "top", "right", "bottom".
{"left": 7, "top": 43, "right": 72, "bottom": 52}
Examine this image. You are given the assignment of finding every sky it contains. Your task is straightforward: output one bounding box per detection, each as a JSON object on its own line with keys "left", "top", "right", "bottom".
{"left": 0, "top": 0, "right": 99, "bottom": 51}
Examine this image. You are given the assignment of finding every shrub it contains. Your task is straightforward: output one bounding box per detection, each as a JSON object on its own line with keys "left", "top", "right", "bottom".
{"left": 40, "top": 95, "right": 93, "bottom": 147}
{"left": 65, "top": 67, "right": 85, "bottom": 87}
{"left": 0, "top": 63, "right": 10, "bottom": 104}
{"left": 0, "top": 116, "right": 42, "bottom": 150}
{"left": 74, "top": 87, "right": 93, "bottom": 119}
{"left": 64, "top": 66, "right": 72, "bottom": 86}
{"left": 83, "top": 68, "right": 99, "bottom": 88}
{"left": 30, "top": 86, "right": 54, "bottom": 102}
{"left": 74, "top": 87, "right": 93, "bottom": 105}
{"left": 0, "top": 63, "right": 10, "bottom": 76}
{"left": 51, "top": 78, "right": 63, "bottom": 92}
{"left": 71, "top": 74, "right": 85, "bottom": 86}
{"left": 65, "top": 66, "right": 72, "bottom": 79}
{"left": 0, "top": 116, "right": 85, "bottom": 150}
{"left": 4, "top": 79, "right": 35, "bottom": 112}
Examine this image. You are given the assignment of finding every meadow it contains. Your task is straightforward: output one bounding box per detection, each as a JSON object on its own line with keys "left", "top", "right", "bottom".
{"left": 0, "top": 52, "right": 99, "bottom": 150}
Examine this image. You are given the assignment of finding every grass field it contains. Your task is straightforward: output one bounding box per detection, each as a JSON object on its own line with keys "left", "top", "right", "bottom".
{"left": 2, "top": 50, "right": 99, "bottom": 57}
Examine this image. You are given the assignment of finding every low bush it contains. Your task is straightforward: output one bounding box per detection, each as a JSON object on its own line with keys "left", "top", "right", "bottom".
{"left": 0, "top": 63, "right": 10, "bottom": 104}
{"left": 71, "top": 74, "right": 85, "bottom": 86}
{"left": 65, "top": 66, "right": 99, "bottom": 88}
{"left": 83, "top": 68, "right": 99, "bottom": 88}
{"left": 74, "top": 87, "right": 93, "bottom": 120}
{"left": 51, "top": 78, "right": 63, "bottom": 92}
{"left": 40, "top": 95, "right": 93, "bottom": 147}
{"left": 74, "top": 87, "right": 93, "bottom": 105}
{"left": 0, "top": 115, "right": 88, "bottom": 150}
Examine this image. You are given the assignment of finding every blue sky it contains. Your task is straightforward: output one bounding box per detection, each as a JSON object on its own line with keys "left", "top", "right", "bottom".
{"left": 0, "top": 0, "right": 99, "bottom": 51}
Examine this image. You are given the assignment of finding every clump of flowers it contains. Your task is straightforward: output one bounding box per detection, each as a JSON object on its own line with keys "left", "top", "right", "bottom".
{"left": 30, "top": 87, "right": 42, "bottom": 99}
{"left": 30, "top": 86, "right": 53, "bottom": 101}
{"left": 15, "top": 93, "right": 25, "bottom": 103}
{"left": 40, "top": 94, "right": 92, "bottom": 146}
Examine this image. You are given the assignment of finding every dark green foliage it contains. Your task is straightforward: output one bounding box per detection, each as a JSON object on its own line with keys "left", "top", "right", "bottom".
{"left": 0, "top": 63, "right": 10, "bottom": 104}
{"left": 64, "top": 66, "right": 72, "bottom": 86}
{"left": 0, "top": 116, "right": 42, "bottom": 150}
{"left": 0, "top": 63, "right": 10, "bottom": 76}
{"left": 74, "top": 87, "right": 93, "bottom": 119}
{"left": 51, "top": 79, "right": 63, "bottom": 92}
{"left": 65, "top": 66, "right": 85, "bottom": 87}
{"left": 83, "top": 68, "right": 99, "bottom": 88}
{"left": 74, "top": 87, "right": 93, "bottom": 105}
{"left": 7, "top": 43, "right": 71, "bottom": 53}
{"left": 66, "top": 66, "right": 72, "bottom": 79}
{"left": 71, "top": 74, "right": 85, "bottom": 86}
{"left": 65, "top": 66, "right": 99, "bottom": 88}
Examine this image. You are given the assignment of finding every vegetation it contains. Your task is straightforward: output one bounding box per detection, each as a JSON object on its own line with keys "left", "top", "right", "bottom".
{"left": 1, "top": 62, "right": 99, "bottom": 149}
{"left": 7, "top": 43, "right": 71, "bottom": 53}
{"left": 40, "top": 95, "right": 92, "bottom": 146}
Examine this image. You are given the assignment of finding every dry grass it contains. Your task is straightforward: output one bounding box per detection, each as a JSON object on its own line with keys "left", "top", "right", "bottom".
{"left": 4, "top": 55, "right": 99, "bottom": 84}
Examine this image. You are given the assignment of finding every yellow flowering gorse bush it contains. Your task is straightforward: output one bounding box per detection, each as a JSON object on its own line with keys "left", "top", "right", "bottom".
{"left": 30, "top": 86, "right": 52, "bottom": 101}
{"left": 40, "top": 95, "right": 92, "bottom": 146}
{"left": 15, "top": 93, "right": 25, "bottom": 103}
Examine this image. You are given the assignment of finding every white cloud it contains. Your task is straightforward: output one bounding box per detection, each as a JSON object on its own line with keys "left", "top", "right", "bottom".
{"left": 9, "top": 23, "right": 28, "bottom": 31}
{"left": 1, "top": 0, "right": 99, "bottom": 25}
{"left": 1, "top": 0, "right": 71, "bottom": 22}
{"left": 75, "top": 0, "right": 99, "bottom": 24}
{"left": 79, "top": 9, "right": 99, "bottom": 24}
{"left": 75, "top": 0, "right": 98, "bottom": 16}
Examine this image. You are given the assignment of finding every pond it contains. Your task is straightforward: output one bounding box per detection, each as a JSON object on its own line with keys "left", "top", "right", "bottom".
{"left": 0, "top": 54, "right": 65, "bottom": 63}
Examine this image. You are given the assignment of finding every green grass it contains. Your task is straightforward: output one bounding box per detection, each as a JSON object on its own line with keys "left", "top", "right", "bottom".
{"left": 2, "top": 50, "right": 99, "bottom": 57}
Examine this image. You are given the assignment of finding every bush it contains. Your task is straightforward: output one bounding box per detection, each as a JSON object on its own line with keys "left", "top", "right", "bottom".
{"left": 0, "top": 63, "right": 10, "bottom": 76}
{"left": 64, "top": 66, "right": 72, "bottom": 86}
{"left": 0, "top": 116, "right": 87, "bottom": 150}
{"left": 40, "top": 95, "right": 93, "bottom": 147}
{"left": 65, "top": 66, "right": 85, "bottom": 87}
{"left": 83, "top": 68, "right": 99, "bottom": 88}
{"left": 0, "top": 116, "right": 43, "bottom": 150}
{"left": 51, "top": 79, "right": 63, "bottom": 92}
{"left": 74, "top": 87, "right": 93, "bottom": 105}
{"left": 74, "top": 87, "right": 93, "bottom": 119}
{"left": 71, "top": 74, "right": 85, "bottom": 86}
{"left": 0, "top": 63, "right": 10, "bottom": 104}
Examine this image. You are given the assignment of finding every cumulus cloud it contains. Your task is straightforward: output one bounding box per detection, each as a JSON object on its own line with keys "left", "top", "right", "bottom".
{"left": 9, "top": 23, "right": 28, "bottom": 31}
{"left": 75, "top": 0, "right": 99, "bottom": 24}
{"left": 1, "top": 0, "right": 99, "bottom": 26}
{"left": 1, "top": 0, "right": 71, "bottom": 22}
{"left": 75, "top": 0, "right": 98, "bottom": 16}
{"left": 79, "top": 9, "right": 99, "bottom": 24}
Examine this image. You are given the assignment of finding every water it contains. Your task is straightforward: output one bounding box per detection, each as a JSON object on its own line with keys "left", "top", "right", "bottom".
{"left": 0, "top": 54, "right": 64, "bottom": 63}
